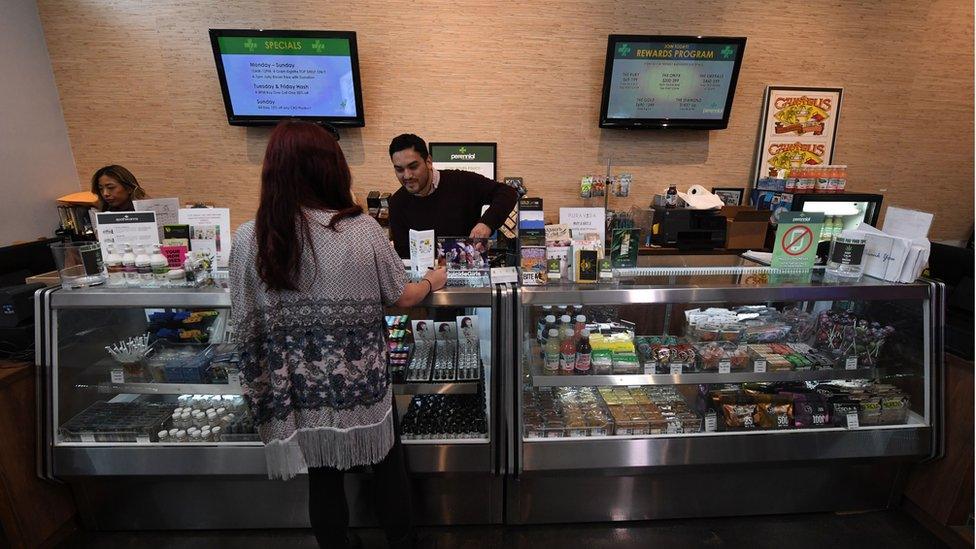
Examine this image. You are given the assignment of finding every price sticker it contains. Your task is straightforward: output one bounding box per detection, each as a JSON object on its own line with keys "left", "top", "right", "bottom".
{"left": 227, "top": 369, "right": 242, "bottom": 389}
{"left": 110, "top": 369, "right": 125, "bottom": 384}
{"left": 845, "top": 356, "right": 858, "bottom": 370}
{"left": 846, "top": 412, "right": 859, "bottom": 429}
{"left": 80, "top": 433, "right": 96, "bottom": 444}
{"left": 644, "top": 362, "right": 657, "bottom": 375}
{"left": 705, "top": 412, "right": 717, "bottom": 432}
{"left": 136, "top": 435, "right": 151, "bottom": 444}
{"left": 669, "top": 364, "right": 682, "bottom": 375}
{"left": 754, "top": 359, "right": 767, "bottom": 373}
{"left": 718, "top": 361, "right": 731, "bottom": 374}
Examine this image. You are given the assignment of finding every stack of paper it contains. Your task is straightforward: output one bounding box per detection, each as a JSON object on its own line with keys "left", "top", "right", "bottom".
{"left": 852, "top": 207, "right": 932, "bottom": 283}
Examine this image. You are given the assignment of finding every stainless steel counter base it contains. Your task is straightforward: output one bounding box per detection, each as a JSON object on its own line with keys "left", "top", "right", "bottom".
{"left": 68, "top": 474, "right": 503, "bottom": 529}
{"left": 505, "top": 461, "right": 911, "bottom": 524}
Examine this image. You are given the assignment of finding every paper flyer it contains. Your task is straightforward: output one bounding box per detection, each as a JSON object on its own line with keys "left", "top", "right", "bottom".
{"left": 133, "top": 198, "right": 181, "bottom": 241}
{"left": 178, "top": 208, "right": 231, "bottom": 267}
{"left": 95, "top": 211, "right": 160, "bottom": 259}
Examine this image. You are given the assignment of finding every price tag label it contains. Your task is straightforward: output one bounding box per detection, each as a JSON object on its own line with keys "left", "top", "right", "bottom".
{"left": 669, "top": 364, "right": 682, "bottom": 375}
{"left": 845, "top": 356, "right": 858, "bottom": 370}
{"left": 136, "top": 435, "right": 151, "bottom": 444}
{"left": 643, "top": 362, "right": 657, "bottom": 375}
{"left": 705, "top": 412, "right": 717, "bottom": 432}
{"left": 846, "top": 412, "right": 859, "bottom": 429}
{"left": 227, "top": 369, "right": 241, "bottom": 390}
{"left": 718, "top": 361, "right": 731, "bottom": 374}
{"left": 754, "top": 359, "right": 767, "bottom": 373}
{"left": 80, "top": 433, "right": 96, "bottom": 443}
{"left": 110, "top": 369, "right": 125, "bottom": 384}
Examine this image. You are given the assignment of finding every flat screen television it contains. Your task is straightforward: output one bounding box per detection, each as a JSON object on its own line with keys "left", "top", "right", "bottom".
{"left": 599, "top": 35, "right": 746, "bottom": 130}
{"left": 209, "top": 29, "right": 365, "bottom": 127}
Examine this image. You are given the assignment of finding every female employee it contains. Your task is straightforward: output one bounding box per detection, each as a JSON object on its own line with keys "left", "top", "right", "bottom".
{"left": 90, "top": 164, "right": 146, "bottom": 211}
{"left": 230, "top": 120, "right": 445, "bottom": 549}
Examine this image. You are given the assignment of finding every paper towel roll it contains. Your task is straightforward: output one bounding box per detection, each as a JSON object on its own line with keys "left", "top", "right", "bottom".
{"left": 678, "top": 185, "right": 725, "bottom": 210}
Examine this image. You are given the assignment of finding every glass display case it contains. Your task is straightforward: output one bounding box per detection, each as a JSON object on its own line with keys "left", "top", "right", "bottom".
{"left": 35, "top": 284, "right": 509, "bottom": 528}
{"left": 507, "top": 256, "right": 944, "bottom": 524}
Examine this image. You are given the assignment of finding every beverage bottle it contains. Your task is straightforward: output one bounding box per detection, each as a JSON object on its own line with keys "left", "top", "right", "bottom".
{"left": 832, "top": 216, "right": 845, "bottom": 239}
{"left": 560, "top": 334, "right": 576, "bottom": 374}
{"left": 573, "top": 315, "right": 586, "bottom": 342}
{"left": 836, "top": 165, "right": 847, "bottom": 193}
{"left": 104, "top": 246, "right": 125, "bottom": 287}
{"left": 537, "top": 306, "right": 553, "bottom": 343}
{"left": 559, "top": 315, "right": 573, "bottom": 340}
{"left": 785, "top": 168, "right": 798, "bottom": 193}
{"left": 135, "top": 246, "right": 153, "bottom": 286}
{"left": 543, "top": 329, "right": 560, "bottom": 373}
{"left": 151, "top": 245, "right": 169, "bottom": 286}
{"left": 815, "top": 166, "right": 830, "bottom": 193}
{"left": 540, "top": 314, "right": 557, "bottom": 346}
{"left": 665, "top": 185, "right": 679, "bottom": 208}
{"left": 574, "top": 330, "right": 592, "bottom": 375}
{"left": 121, "top": 245, "right": 138, "bottom": 286}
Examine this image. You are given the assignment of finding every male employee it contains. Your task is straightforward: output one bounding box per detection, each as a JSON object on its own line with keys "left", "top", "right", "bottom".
{"left": 387, "top": 134, "right": 517, "bottom": 258}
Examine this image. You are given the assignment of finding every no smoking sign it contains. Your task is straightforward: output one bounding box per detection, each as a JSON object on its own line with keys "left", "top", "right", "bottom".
{"left": 781, "top": 225, "right": 814, "bottom": 256}
{"left": 771, "top": 212, "right": 825, "bottom": 270}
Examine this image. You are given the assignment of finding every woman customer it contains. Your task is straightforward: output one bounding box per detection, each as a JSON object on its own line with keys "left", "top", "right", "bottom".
{"left": 90, "top": 165, "right": 146, "bottom": 211}
{"left": 229, "top": 120, "right": 446, "bottom": 549}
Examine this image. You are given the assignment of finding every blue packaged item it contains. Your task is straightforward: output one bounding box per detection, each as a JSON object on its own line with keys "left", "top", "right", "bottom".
{"left": 755, "top": 177, "right": 787, "bottom": 192}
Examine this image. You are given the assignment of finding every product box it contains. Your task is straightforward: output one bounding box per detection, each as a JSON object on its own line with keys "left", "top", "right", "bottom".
{"left": 520, "top": 246, "right": 547, "bottom": 286}
{"left": 720, "top": 206, "right": 770, "bottom": 250}
{"left": 575, "top": 249, "right": 599, "bottom": 283}
{"left": 611, "top": 228, "right": 640, "bottom": 268}
{"left": 520, "top": 228, "right": 546, "bottom": 247}
{"left": 162, "top": 224, "right": 191, "bottom": 248}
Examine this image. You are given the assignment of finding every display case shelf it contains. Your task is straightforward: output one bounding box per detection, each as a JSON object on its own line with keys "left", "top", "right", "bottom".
{"left": 97, "top": 381, "right": 241, "bottom": 395}
{"left": 394, "top": 382, "right": 480, "bottom": 395}
{"left": 528, "top": 362, "right": 881, "bottom": 387}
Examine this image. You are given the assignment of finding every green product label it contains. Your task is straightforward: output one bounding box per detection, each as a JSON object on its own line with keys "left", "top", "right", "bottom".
{"left": 430, "top": 144, "right": 496, "bottom": 163}
{"left": 771, "top": 212, "right": 825, "bottom": 271}
{"left": 218, "top": 36, "right": 350, "bottom": 56}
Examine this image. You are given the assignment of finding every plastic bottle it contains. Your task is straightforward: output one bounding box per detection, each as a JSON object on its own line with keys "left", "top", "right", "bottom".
{"left": 665, "top": 184, "right": 679, "bottom": 208}
{"left": 135, "top": 246, "right": 153, "bottom": 286}
{"left": 121, "top": 244, "right": 138, "bottom": 286}
{"left": 104, "top": 246, "right": 125, "bottom": 287}
{"left": 574, "top": 330, "right": 592, "bottom": 375}
{"left": 151, "top": 245, "right": 169, "bottom": 286}
{"left": 836, "top": 165, "right": 848, "bottom": 193}
{"left": 573, "top": 315, "right": 586, "bottom": 342}
{"left": 537, "top": 307, "right": 553, "bottom": 343}
{"left": 815, "top": 166, "right": 830, "bottom": 193}
{"left": 560, "top": 333, "right": 576, "bottom": 374}
{"left": 175, "top": 430, "right": 188, "bottom": 443}
{"left": 543, "top": 329, "right": 560, "bottom": 373}
{"left": 785, "top": 168, "right": 798, "bottom": 193}
{"left": 540, "top": 314, "right": 557, "bottom": 349}
{"left": 559, "top": 315, "right": 573, "bottom": 343}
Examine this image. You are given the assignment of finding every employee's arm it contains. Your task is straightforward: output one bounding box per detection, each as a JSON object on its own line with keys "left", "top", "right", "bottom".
{"left": 388, "top": 205, "right": 410, "bottom": 258}
{"left": 467, "top": 174, "right": 517, "bottom": 238}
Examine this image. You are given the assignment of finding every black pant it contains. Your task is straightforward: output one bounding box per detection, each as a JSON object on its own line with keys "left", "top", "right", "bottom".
{"left": 307, "top": 409, "right": 413, "bottom": 548}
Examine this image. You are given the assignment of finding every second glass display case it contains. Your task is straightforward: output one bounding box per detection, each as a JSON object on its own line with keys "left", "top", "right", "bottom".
{"left": 507, "top": 256, "right": 943, "bottom": 524}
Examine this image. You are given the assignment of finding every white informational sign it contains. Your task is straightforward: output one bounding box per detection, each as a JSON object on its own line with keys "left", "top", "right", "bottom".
{"left": 559, "top": 207, "right": 606, "bottom": 244}
{"left": 133, "top": 198, "right": 181, "bottom": 240}
{"left": 429, "top": 143, "right": 497, "bottom": 181}
{"left": 408, "top": 229, "right": 435, "bottom": 274}
{"left": 178, "top": 208, "right": 232, "bottom": 267}
{"left": 95, "top": 211, "right": 160, "bottom": 259}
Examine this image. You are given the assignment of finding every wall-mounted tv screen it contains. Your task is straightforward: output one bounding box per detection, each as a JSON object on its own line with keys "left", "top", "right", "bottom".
{"left": 209, "top": 29, "right": 365, "bottom": 127}
{"left": 599, "top": 35, "right": 746, "bottom": 130}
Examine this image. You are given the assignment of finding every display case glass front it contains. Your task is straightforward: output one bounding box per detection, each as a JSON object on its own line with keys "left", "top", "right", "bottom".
{"left": 515, "top": 256, "right": 939, "bottom": 473}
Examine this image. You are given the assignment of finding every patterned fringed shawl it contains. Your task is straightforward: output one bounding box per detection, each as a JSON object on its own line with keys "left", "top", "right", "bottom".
{"left": 229, "top": 211, "right": 407, "bottom": 480}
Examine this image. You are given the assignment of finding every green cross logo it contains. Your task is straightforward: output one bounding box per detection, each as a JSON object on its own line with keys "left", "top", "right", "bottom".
{"left": 244, "top": 38, "right": 258, "bottom": 52}
{"left": 720, "top": 46, "right": 734, "bottom": 58}
{"left": 617, "top": 43, "right": 631, "bottom": 56}
{"left": 311, "top": 40, "right": 325, "bottom": 53}
{"left": 458, "top": 147, "right": 467, "bottom": 154}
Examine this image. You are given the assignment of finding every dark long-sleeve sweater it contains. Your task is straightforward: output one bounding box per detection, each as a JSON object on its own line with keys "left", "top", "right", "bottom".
{"left": 388, "top": 169, "right": 517, "bottom": 258}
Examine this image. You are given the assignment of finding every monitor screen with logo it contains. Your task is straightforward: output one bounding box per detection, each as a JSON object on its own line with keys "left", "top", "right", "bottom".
{"left": 209, "top": 29, "right": 365, "bottom": 127}
{"left": 429, "top": 143, "right": 497, "bottom": 181}
{"left": 599, "top": 35, "right": 746, "bottom": 130}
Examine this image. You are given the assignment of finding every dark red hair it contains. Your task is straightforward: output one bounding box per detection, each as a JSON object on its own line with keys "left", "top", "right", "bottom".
{"left": 256, "top": 120, "right": 362, "bottom": 291}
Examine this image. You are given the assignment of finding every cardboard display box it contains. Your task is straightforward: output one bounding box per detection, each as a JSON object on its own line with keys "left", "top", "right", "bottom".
{"left": 721, "top": 206, "right": 771, "bottom": 250}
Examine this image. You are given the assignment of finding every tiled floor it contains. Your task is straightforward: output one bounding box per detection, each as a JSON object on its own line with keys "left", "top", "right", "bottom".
{"left": 59, "top": 510, "right": 946, "bottom": 548}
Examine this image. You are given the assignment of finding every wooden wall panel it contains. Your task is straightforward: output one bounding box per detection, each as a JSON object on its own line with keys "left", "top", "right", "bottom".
{"left": 37, "top": 0, "right": 974, "bottom": 239}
